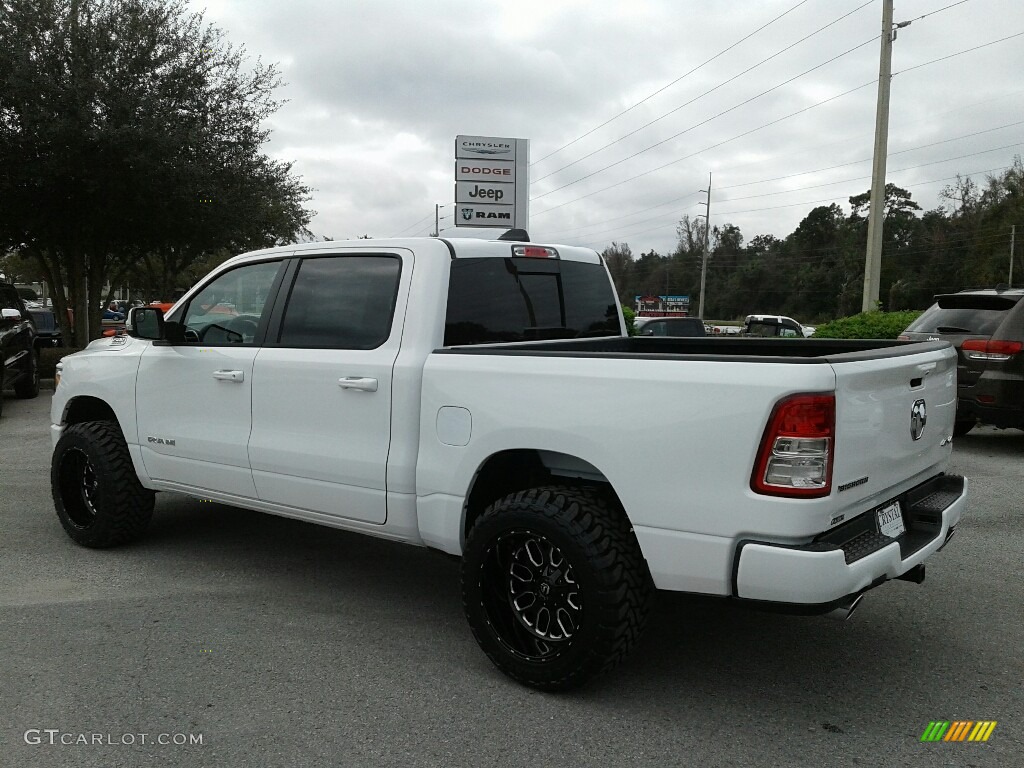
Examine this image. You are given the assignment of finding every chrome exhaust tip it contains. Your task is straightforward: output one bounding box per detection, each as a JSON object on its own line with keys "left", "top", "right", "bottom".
{"left": 826, "top": 593, "right": 865, "bottom": 621}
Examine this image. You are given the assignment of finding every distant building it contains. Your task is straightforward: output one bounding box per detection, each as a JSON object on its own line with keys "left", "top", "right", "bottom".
{"left": 634, "top": 294, "right": 690, "bottom": 317}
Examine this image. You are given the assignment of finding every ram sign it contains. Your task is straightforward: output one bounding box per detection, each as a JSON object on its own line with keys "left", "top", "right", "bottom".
{"left": 455, "top": 135, "right": 529, "bottom": 230}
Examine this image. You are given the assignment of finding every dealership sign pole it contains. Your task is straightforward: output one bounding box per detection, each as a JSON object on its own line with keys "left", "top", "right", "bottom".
{"left": 454, "top": 135, "right": 529, "bottom": 231}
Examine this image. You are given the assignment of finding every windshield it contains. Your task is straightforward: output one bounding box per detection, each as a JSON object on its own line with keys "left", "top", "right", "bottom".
{"left": 904, "top": 302, "right": 1014, "bottom": 335}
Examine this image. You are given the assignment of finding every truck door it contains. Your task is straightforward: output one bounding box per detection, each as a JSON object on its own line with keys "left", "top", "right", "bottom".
{"left": 136, "top": 259, "right": 286, "bottom": 498}
{"left": 247, "top": 251, "right": 409, "bottom": 524}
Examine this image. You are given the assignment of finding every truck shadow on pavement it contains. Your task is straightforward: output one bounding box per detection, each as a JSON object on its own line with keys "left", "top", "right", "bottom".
{"left": 955, "top": 427, "right": 1024, "bottom": 455}
{"left": 135, "top": 492, "right": 982, "bottom": 722}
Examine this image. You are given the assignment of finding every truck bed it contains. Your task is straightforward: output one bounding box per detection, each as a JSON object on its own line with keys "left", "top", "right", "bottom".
{"left": 436, "top": 336, "right": 950, "bottom": 363}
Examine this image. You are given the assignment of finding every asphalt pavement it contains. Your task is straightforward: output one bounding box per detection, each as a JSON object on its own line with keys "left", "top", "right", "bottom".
{"left": 1, "top": 393, "right": 1021, "bottom": 767}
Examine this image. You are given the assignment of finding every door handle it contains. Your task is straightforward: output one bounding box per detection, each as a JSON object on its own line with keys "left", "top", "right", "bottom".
{"left": 338, "top": 377, "right": 378, "bottom": 392}
{"left": 213, "top": 370, "right": 244, "bottom": 382}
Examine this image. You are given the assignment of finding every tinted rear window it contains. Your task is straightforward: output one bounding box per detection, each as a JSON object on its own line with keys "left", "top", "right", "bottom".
{"left": 30, "top": 310, "right": 55, "bottom": 331}
{"left": 644, "top": 319, "right": 705, "bottom": 337}
{"left": 905, "top": 298, "right": 1019, "bottom": 336}
{"left": 444, "top": 257, "right": 620, "bottom": 345}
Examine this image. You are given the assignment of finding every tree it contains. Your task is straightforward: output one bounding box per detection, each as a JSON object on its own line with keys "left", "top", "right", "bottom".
{"left": 0, "top": 0, "right": 312, "bottom": 343}
{"left": 849, "top": 183, "right": 921, "bottom": 219}
{"left": 600, "top": 241, "right": 633, "bottom": 302}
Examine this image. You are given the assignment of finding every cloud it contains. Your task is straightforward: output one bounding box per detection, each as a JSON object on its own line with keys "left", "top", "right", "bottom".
{"left": 190, "top": 0, "right": 1024, "bottom": 255}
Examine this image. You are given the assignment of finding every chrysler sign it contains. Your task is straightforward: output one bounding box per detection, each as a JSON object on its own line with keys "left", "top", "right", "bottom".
{"left": 454, "top": 135, "right": 529, "bottom": 230}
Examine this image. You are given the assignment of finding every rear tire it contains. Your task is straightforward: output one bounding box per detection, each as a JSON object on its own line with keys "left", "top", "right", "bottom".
{"left": 14, "top": 351, "right": 40, "bottom": 399}
{"left": 953, "top": 419, "right": 975, "bottom": 438}
{"left": 51, "top": 421, "right": 155, "bottom": 547}
{"left": 461, "top": 485, "right": 653, "bottom": 691}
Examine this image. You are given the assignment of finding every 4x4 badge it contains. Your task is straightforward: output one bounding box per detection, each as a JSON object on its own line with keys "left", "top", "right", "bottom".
{"left": 911, "top": 399, "right": 927, "bottom": 441}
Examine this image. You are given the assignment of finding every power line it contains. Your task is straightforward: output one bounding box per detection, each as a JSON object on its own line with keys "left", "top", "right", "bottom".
{"left": 541, "top": 123, "right": 1020, "bottom": 242}
{"left": 537, "top": 30, "right": 1024, "bottom": 220}
{"left": 717, "top": 121, "right": 1024, "bottom": 191}
{"left": 717, "top": 143, "right": 1022, "bottom": 203}
{"left": 894, "top": 30, "right": 1024, "bottom": 76}
{"left": 389, "top": 212, "right": 435, "bottom": 238}
{"left": 532, "top": 1, "right": 874, "bottom": 184}
{"left": 898, "top": 0, "right": 972, "bottom": 25}
{"left": 529, "top": 0, "right": 814, "bottom": 168}
{"left": 537, "top": 191, "right": 704, "bottom": 239}
{"left": 531, "top": 36, "right": 879, "bottom": 201}
{"left": 712, "top": 87, "right": 1024, "bottom": 178}
{"left": 714, "top": 146, "right": 1022, "bottom": 212}
{"left": 573, "top": 164, "right": 1016, "bottom": 248}
{"left": 533, "top": 79, "right": 876, "bottom": 218}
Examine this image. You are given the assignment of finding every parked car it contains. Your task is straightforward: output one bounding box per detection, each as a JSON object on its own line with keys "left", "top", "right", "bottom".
{"left": 27, "top": 307, "right": 64, "bottom": 349}
{"left": 900, "top": 287, "right": 1024, "bottom": 435}
{"left": 0, "top": 280, "right": 40, "bottom": 416}
{"left": 636, "top": 316, "right": 707, "bottom": 337}
{"left": 740, "top": 314, "right": 810, "bottom": 338}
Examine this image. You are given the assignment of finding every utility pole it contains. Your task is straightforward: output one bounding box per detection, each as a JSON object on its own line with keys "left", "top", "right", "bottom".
{"left": 697, "top": 173, "right": 712, "bottom": 318}
{"left": 862, "top": 0, "right": 895, "bottom": 312}
{"left": 1010, "top": 224, "right": 1016, "bottom": 286}
{"left": 432, "top": 203, "right": 440, "bottom": 237}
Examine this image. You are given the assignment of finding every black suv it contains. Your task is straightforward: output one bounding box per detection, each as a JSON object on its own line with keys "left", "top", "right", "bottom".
{"left": 0, "top": 280, "right": 40, "bottom": 417}
{"left": 27, "top": 306, "right": 64, "bottom": 349}
{"left": 901, "top": 288, "right": 1024, "bottom": 435}
{"left": 636, "top": 316, "right": 707, "bottom": 337}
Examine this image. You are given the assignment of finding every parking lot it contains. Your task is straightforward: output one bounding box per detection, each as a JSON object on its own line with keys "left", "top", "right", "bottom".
{"left": 1, "top": 393, "right": 1021, "bottom": 767}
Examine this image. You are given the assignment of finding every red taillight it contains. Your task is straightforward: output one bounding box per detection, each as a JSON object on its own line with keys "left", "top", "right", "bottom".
{"left": 897, "top": 334, "right": 911, "bottom": 340}
{"left": 751, "top": 393, "right": 835, "bottom": 498}
{"left": 962, "top": 339, "right": 1022, "bottom": 360}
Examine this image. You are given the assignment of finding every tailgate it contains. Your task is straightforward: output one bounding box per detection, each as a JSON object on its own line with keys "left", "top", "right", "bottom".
{"left": 830, "top": 345, "right": 957, "bottom": 509}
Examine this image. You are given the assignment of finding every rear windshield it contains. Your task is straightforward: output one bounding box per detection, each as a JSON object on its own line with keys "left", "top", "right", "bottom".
{"left": 444, "top": 257, "right": 621, "bottom": 345}
{"left": 905, "top": 297, "right": 1019, "bottom": 335}
{"left": 30, "top": 310, "right": 55, "bottom": 331}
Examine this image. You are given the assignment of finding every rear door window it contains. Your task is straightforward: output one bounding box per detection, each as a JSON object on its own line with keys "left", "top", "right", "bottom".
{"left": 444, "top": 257, "right": 620, "bottom": 345}
{"left": 276, "top": 255, "right": 401, "bottom": 349}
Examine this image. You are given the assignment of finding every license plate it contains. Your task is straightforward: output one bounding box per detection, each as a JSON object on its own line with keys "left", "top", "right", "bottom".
{"left": 876, "top": 500, "right": 905, "bottom": 538}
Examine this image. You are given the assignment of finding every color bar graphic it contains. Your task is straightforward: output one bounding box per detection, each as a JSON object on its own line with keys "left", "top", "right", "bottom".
{"left": 921, "top": 721, "right": 949, "bottom": 741}
{"left": 921, "top": 721, "right": 996, "bottom": 742}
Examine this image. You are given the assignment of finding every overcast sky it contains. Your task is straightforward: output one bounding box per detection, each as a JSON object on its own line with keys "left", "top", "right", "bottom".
{"left": 189, "top": 0, "right": 1023, "bottom": 255}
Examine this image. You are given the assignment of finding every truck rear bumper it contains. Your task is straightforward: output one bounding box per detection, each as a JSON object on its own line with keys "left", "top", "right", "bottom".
{"left": 733, "top": 474, "right": 967, "bottom": 607}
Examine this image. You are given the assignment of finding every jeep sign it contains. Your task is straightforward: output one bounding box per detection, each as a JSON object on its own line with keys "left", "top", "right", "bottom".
{"left": 455, "top": 135, "right": 529, "bottom": 230}
{"left": 456, "top": 181, "right": 509, "bottom": 203}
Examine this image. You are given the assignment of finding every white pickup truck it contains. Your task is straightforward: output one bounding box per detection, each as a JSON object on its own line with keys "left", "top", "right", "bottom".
{"left": 50, "top": 234, "right": 968, "bottom": 690}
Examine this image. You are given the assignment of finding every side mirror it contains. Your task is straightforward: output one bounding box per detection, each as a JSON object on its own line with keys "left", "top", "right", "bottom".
{"left": 126, "top": 306, "right": 165, "bottom": 340}
{"left": 1, "top": 307, "right": 23, "bottom": 321}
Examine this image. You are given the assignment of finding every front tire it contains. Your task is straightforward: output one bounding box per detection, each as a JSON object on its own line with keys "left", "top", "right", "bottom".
{"left": 461, "top": 486, "right": 653, "bottom": 691}
{"left": 51, "top": 421, "right": 155, "bottom": 547}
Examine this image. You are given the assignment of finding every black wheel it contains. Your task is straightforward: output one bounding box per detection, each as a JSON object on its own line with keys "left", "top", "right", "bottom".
{"left": 461, "top": 485, "right": 653, "bottom": 691}
{"left": 51, "top": 421, "right": 155, "bottom": 547}
{"left": 14, "top": 350, "right": 40, "bottom": 399}
{"left": 953, "top": 420, "right": 975, "bottom": 438}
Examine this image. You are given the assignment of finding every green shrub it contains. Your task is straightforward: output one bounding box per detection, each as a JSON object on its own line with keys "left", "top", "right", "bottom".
{"left": 622, "top": 305, "right": 637, "bottom": 336}
{"left": 812, "top": 310, "right": 923, "bottom": 340}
